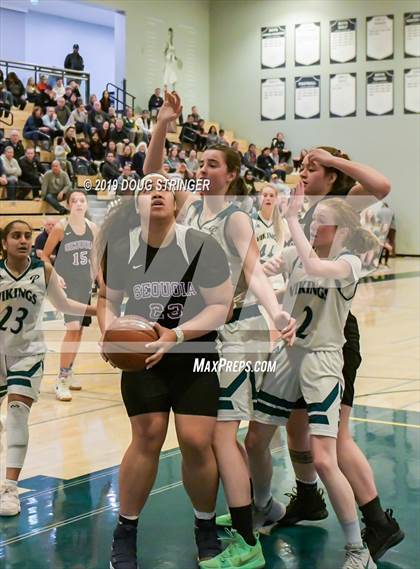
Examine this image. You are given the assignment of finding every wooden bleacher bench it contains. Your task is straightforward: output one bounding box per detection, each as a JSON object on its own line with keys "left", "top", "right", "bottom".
{"left": 0, "top": 213, "right": 64, "bottom": 230}
{"left": 0, "top": 200, "right": 64, "bottom": 230}
{"left": 76, "top": 174, "right": 100, "bottom": 189}
{"left": 285, "top": 173, "right": 300, "bottom": 185}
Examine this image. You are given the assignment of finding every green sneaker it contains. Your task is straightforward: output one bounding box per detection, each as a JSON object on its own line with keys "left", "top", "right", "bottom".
{"left": 199, "top": 529, "right": 265, "bottom": 569}
{"left": 216, "top": 513, "right": 232, "bottom": 527}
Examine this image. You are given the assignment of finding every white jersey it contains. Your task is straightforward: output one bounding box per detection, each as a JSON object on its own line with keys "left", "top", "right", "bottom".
{"left": 0, "top": 258, "right": 47, "bottom": 357}
{"left": 252, "top": 212, "right": 285, "bottom": 292}
{"left": 281, "top": 246, "right": 361, "bottom": 351}
{"left": 184, "top": 200, "right": 249, "bottom": 308}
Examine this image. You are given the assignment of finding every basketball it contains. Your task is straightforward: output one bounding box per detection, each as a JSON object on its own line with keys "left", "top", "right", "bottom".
{"left": 102, "top": 315, "right": 159, "bottom": 371}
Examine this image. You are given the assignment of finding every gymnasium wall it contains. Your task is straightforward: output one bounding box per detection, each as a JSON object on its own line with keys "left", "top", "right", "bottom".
{"left": 209, "top": 0, "right": 420, "bottom": 255}
{"left": 90, "top": 0, "right": 210, "bottom": 118}
{"left": 0, "top": 6, "right": 115, "bottom": 97}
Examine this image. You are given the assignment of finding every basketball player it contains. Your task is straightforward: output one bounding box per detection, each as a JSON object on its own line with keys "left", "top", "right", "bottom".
{"left": 96, "top": 180, "right": 234, "bottom": 568}
{"left": 0, "top": 220, "right": 96, "bottom": 516}
{"left": 259, "top": 147, "right": 404, "bottom": 561}
{"left": 144, "top": 92, "right": 295, "bottom": 569}
{"left": 42, "top": 189, "right": 98, "bottom": 401}
{"left": 252, "top": 185, "right": 378, "bottom": 568}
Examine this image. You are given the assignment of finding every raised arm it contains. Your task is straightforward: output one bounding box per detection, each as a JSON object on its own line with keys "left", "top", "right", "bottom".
{"left": 143, "top": 91, "right": 182, "bottom": 176}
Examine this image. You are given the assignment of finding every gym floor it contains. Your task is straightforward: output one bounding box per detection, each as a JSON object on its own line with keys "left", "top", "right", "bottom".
{"left": 1, "top": 257, "right": 419, "bottom": 569}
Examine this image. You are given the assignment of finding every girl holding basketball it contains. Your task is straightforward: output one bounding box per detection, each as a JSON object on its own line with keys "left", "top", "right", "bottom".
{"left": 252, "top": 184, "right": 378, "bottom": 568}
{"left": 42, "top": 189, "right": 98, "bottom": 402}
{"left": 96, "top": 178, "right": 234, "bottom": 568}
{"left": 0, "top": 220, "right": 96, "bottom": 517}
{"left": 144, "top": 92, "right": 295, "bottom": 569}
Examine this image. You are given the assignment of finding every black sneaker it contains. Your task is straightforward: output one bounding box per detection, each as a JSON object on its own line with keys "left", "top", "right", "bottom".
{"left": 275, "top": 487, "right": 329, "bottom": 527}
{"left": 110, "top": 523, "right": 139, "bottom": 569}
{"left": 194, "top": 517, "right": 221, "bottom": 561}
{"left": 361, "top": 509, "right": 405, "bottom": 562}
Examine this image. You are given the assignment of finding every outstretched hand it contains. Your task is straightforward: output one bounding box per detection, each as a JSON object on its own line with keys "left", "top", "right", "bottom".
{"left": 284, "top": 181, "right": 305, "bottom": 219}
{"left": 157, "top": 91, "right": 182, "bottom": 125}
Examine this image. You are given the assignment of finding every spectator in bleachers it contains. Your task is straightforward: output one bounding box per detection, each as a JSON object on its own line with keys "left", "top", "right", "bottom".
{"left": 186, "top": 149, "right": 199, "bottom": 173}
{"left": 123, "top": 107, "right": 137, "bottom": 143}
{"left": 64, "top": 86, "right": 74, "bottom": 106}
{"left": 1, "top": 146, "right": 31, "bottom": 200}
{"left": 206, "top": 125, "right": 218, "bottom": 147}
{"left": 41, "top": 160, "right": 71, "bottom": 214}
{"left": 7, "top": 130, "right": 25, "bottom": 161}
{"left": 107, "top": 140, "right": 118, "bottom": 155}
{"left": 257, "top": 147, "right": 275, "bottom": 180}
{"left": 53, "top": 78, "right": 66, "bottom": 99}
{"left": 217, "top": 129, "right": 229, "bottom": 146}
{"left": 69, "top": 101, "right": 90, "bottom": 135}
{"left": 37, "top": 75, "right": 49, "bottom": 93}
{"left": 89, "top": 100, "right": 108, "bottom": 131}
{"left": 243, "top": 169, "right": 257, "bottom": 195}
{"left": 110, "top": 118, "right": 130, "bottom": 151}
{"left": 242, "top": 143, "right": 258, "bottom": 172}
{"left": 23, "top": 107, "right": 51, "bottom": 144}
{"left": 191, "top": 105, "right": 200, "bottom": 123}
{"left": 231, "top": 140, "right": 243, "bottom": 160}
{"left": 178, "top": 149, "right": 187, "bottom": 164}
{"left": 135, "top": 109, "right": 152, "bottom": 142}
{"left": 108, "top": 106, "right": 117, "bottom": 124}
{"left": 25, "top": 77, "right": 37, "bottom": 102}
{"left": 86, "top": 94, "right": 97, "bottom": 112}
{"left": 19, "top": 147, "right": 46, "bottom": 199}
{"left": 100, "top": 89, "right": 112, "bottom": 113}
{"left": 101, "top": 151, "right": 121, "bottom": 181}
{"left": 148, "top": 87, "right": 164, "bottom": 118}
{"left": 117, "top": 163, "right": 140, "bottom": 194}
{"left": 99, "top": 120, "right": 111, "bottom": 147}
{"left": 164, "top": 145, "right": 180, "bottom": 172}
{"left": 64, "top": 44, "right": 84, "bottom": 71}
{"left": 68, "top": 81, "right": 82, "bottom": 99}
{"left": 54, "top": 139, "right": 74, "bottom": 179}
{"left": 55, "top": 97, "right": 71, "bottom": 128}
{"left": 34, "top": 217, "right": 59, "bottom": 260}
{"left": 118, "top": 144, "right": 135, "bottom": 169}
{"left": 63, "top": 126, "right": 79, "bottom": 159}
{"left": 5, "top": 72, "right": 26, "bottom": 110}
{"left": 270, "top": 132, "right": 291, "bottom": 164}
{"left": 132, "top": 142, "right": 147, "bottom": 178}
{"left": 89, "top": 131, "right": 105, "bottom": 162}
{"left": 38, "top": 85, "right": 57, "bottom": 110}
{"left": 42, "top": 107, "right": 64, "bottom": 141}
{"left": 0, "top": 159, "right": 9, "bottom": 198}
{"left": 0, "top": 83, "right": 13, "bottom": 116}
{"left": 179, "top": 114, "right": 198, "bottom": 146}
{"left": 195, "top": 119, "right": 207, "bottom": 150}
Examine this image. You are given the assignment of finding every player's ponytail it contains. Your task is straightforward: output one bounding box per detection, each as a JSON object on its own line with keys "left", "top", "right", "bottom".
{"left": 0, "top": 220, "right": 32, "bottom": 259}
{"left": 324, "top": 199, "right": 381, "bottom": 254}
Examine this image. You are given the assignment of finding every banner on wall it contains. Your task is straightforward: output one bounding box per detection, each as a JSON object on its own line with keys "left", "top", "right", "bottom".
{"left": 261, "top": 78, "right": 286, "bottom": 120}
{"left": 404, "top": 68, "right": 420, "bottom": 114}
{"left": 366, "top": 71, "right": 394, "bottom": 116}
{"left": 366, "top": 15, "right": 394, "bottom": 60}
{"left": 404, "top": 13, "right": 420, "bottom": 57}
{"left": 295, "top": 75, "right": 320, "bottom": 119}
{"left": 261, "top": 26, "right": 286, "bottom": 68}
{"left": 330, "top": 73, "right": 356, "bottom": 117}
{"left": 330, "top": 19, "right": 357, "bottom": 63}
{"left": 295, "top": 22, "right": 320, "bottom": 66}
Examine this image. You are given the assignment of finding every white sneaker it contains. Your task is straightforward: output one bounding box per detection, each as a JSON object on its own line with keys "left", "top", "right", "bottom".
{"left": 253, "top": 497, "right": 286, "bottom": 530}
{"left": 0, "top": 483, "right": 20, "bottom": 516}
{"left": 55, "top": 376, "right": 72, "bottom": 401}
{"left": 69, "top": 371, "right": 82, "bottom": 391}
{"left": 342, "top": 544, "right": 377, "bottom": 569}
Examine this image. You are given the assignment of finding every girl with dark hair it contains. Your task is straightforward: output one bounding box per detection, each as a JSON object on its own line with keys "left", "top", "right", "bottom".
{"left": 5, "top": 72, "right": 26, "bottom": 110}
{"left": 100, "top": 90, "right": 111, "bottom": 113}
{"left": 41, "top": 190, "right": 98, "bottom": 401}
{"left": 23, "top": 107, "right": 51, "bottom": 143}
{"left": 96, "top": 176, "right": 233, "bottom": 569}
{"left": 0, "top": 220, "right": 95, "bottom": 517}
{"left": 144, "top": 92, "right": 296, "bottom": 569}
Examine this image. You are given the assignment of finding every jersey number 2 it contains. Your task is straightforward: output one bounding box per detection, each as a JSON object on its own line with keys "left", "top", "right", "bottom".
{"left": 0, "top": 306, "right": 29, "bottom": 334}
{"left": 296, "top": 306, "right": 313, "bottom": 339}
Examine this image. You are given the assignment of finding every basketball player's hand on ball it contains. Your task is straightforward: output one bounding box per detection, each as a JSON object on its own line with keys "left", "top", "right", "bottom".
{"left": 158, "top": 91, "right": 182, "bottom": 125}
{"left": 274, "top": 311, "right": 296, "bottom": 346}
{"left": 263, "top": 254, "right": 284, "bottom": 276}
{"left": 285, "top": 181, "right": 305, "bottom": 219}
{"left": 144, "top": 323, "right": 177, "bottom": 369}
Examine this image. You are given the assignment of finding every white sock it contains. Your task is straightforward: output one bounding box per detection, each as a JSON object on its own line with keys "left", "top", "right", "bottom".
{"left": 296, "top": 477, "right": 318, "bottom": 485}
{"left": 5, "top": 479, "right": 18, "bottom": 487}
{"left": 253, "top": 488, "right": 272, "bottom": 510}
{"left": 194, "top": 509, "right": 215, "bottom": 520}
{"left": 340, "top": 519, "right": 363, "bottom": 548}
{"left": 120, "top": 514, "right": 139, "bottom": 520}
